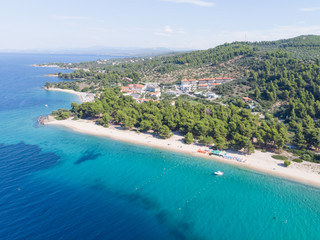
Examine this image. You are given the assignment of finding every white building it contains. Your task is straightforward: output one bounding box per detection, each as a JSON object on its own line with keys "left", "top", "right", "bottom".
{"left": 147, "top": 91, "right": 161, "bottom": 99}
{"left": 166, "top": 90, "right": 181, "bottom": 96}
{"left": 206, "top": 92, "right": 220, "bottom": 99}
{"left": 215, "top": 77, "right": 232, "bottom": 84}
{"left": 146, "top": 83, "right": 160, "bottom": 92}
{"left": 181, "top": 79, "right": 197, "bottom": 91}
{"left": 198, "top": 84, "right": 209, "bottom": 90}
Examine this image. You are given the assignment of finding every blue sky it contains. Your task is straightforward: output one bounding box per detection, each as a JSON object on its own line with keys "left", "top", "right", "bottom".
{"left": 1, "top": 0, "right": 320, "bottom": 50}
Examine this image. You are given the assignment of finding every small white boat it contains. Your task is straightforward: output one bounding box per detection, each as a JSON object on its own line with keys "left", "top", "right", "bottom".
{"left": 45, "top": 104, "right": 48, "bottom": 107}
{"left": 214, "top": 171, "right": 223, "bottom": 175}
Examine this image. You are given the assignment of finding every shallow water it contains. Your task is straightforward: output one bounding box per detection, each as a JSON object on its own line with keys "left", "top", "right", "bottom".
{"left": 0, "top": 53, "right": 320, "bottom": 240}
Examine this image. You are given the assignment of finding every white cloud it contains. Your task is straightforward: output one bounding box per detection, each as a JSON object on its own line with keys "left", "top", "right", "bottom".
{"left": 92, "top": 27, "right": 110, "bottom": 32}
{"left": 165, "top": 25, "right": 174, "bottom": 33}
{"left": 155, "top": 25, "right": 186, "bottom": 37}
{"left": 154, "top": 32, "right": 171, "bottom": 37}
{"left": 164, "top": 0, "right": 214, "bottom": 7}
{"left": 176, "top": 30, "right": 187, "bottom": 34}
{"left": 52, "top": 15, "right": 88, "bottom": 20}
{"left": 299, "top": 7, "right": 320, "bottom": 12}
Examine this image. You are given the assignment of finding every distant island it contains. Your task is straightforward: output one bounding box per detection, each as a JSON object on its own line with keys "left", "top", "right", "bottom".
{"left": 40, "top": 35, "right": 320, "bottom": 186}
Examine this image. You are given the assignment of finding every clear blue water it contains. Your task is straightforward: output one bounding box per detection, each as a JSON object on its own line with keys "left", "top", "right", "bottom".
{"left": 1, "top": 53, "right": 320, "bottom": 240}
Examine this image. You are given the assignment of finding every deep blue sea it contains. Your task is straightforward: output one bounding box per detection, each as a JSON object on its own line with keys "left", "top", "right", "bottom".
{"left": 1, "top": 53, "right": 320, "bottom": 240}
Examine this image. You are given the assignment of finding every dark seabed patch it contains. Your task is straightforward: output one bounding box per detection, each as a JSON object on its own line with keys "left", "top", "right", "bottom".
{"left": 0, "top": 142, "right": 59, "bottom": 176}
{"left": 0, "top": 54, "right": 183, "bottom": 240}
{"left": 74, "top": 150, "right": 101, "bottom": 165}
{"left": 89, "top": 179, "right": 197, "bottom": 240}
{"left": 0, "top": 141, "right": 60, "bottom": 201}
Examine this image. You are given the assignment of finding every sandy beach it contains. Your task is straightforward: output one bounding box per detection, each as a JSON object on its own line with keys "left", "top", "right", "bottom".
{"left": 45, "top": 117, "right": 320, "bottom": 188}
{"left": 44, "top": 74, "right": 59, "bottom": 77}
{"left": 45, "top": 88, "right": 95, "bottom": 103}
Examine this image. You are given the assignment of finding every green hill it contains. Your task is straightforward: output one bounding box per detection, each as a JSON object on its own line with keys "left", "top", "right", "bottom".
{"left": 46, "top": 35, "right": 320, "bottom": 159}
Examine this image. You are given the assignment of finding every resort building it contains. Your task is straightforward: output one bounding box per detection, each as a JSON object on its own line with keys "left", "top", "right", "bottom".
{"left": 147, "top": 91, "right": 161, "bottom": 99}
{"left": 180, "top": 77, "right": 231, "bottom": 91}
{"left": 146, "top": 83, "right": 160, "bottom": 92}
{"left": 181, "top": 79, "right": 197, "bottom": 91}
{"left": 122, "top": 77, "right": 133, "bottom": 82}
{"left": 215, "top": 77, "right": 232, "bottom": 84}
{"left": 198, "top": 78, "right": 216, "bottom": 85}
{"left": 121, "top": 84, "right": 146, "bottom": 94}
{"left": 243, "top": 97, "right": 253, "bottom": 102}
{"left": 198, "top": 79, "right": 208, "bottom": 84}
{"left": 136, "top": 98, "right": 160, "bottom": 103}
{"left": 121, "top": 86, "right": 131, "bottom": 93}
{"left": 205, "top": 78, "right": 215, "bottom": 84}
{"left": 198, "top": 84, "right": 210, "bottom": 90}
{"left": 166, "top": 90, "right": 181, "bottom": 96}
{"left": 209, "top": 83, "right": 221, "bottom": 87}
{"left": 206, "top": 92, "right": 220, "bottom": 99}
{"left": 128, "top": 93, "right": 140, "bottom": 99}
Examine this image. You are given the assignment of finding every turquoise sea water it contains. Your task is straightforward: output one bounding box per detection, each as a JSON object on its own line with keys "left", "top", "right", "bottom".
{"left": 1, "top": 53, "right": 320, "bottom": 240}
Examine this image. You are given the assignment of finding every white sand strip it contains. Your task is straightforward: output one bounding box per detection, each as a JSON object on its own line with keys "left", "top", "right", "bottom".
{"left": 45, "top": 117, "right": 320, "bottom": 188}
{"left": 45, "top": 88, "right": 94, "bottom": 103}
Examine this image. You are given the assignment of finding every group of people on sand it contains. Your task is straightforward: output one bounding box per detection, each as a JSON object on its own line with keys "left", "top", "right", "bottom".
{"left": 197, "top": 149, "right": 247, "bottom": 163}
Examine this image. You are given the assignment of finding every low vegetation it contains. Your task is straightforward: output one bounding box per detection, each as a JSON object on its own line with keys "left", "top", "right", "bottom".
{"left": 52, "top": 109, "right": 71, "bottom": 120}
{"left": 284, "top": 160, "right": 291, "bottom": 167}
{"left": 272, "top": 155, "right": 288, "bottom": 160}
{"left": 288, "top": 149, "right": 320, "bottom": 163}
{"left": 293, "top": 158, "right": 303, "bottom": 163}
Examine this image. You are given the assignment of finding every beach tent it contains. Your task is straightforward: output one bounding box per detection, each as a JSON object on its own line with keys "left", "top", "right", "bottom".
{"left": 211, "top": 150, "right": 222, "bottom": 155}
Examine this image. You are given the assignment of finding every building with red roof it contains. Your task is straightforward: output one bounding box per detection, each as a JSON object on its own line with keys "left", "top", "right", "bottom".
{"left": 181, "top": 78, "right": 197, "bottom": 91}
{"left": 121, "top": 84, "right": 146, "bottom": 93}
{"left": 198, "top": 84, "right": 209, "bottom": 89}
{"left": 215, "top": 77, "right": 232, "bottom": 83}
{"left": 243, "top": 97, "right": 253, "bottom": 102}
{"left": 147, "top": 91, "right": 161, "bottom": 99}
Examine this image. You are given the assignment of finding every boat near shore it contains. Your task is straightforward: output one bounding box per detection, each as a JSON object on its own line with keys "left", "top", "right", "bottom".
{"left": 214, "top": 171, "right": 224, "bottom": 176}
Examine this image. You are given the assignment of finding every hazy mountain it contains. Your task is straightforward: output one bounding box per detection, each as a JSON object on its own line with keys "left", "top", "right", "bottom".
{"left": 0, "top": 46, "right": 192, "bottom": 57}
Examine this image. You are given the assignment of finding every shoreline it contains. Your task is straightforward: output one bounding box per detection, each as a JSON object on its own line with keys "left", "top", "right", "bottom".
{"left": 44, "top": 74, "right": 58, "bottom": 77}
{"left": 45, "top": 117, "right": 320, "bottom": 188}
{"left": 45, "top": 87, "right": 95, "bottom": 103}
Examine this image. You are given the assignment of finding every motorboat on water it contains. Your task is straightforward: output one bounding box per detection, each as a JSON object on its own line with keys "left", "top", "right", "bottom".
{"left": 214, "top": 171, "right": 224, "bottom": 175}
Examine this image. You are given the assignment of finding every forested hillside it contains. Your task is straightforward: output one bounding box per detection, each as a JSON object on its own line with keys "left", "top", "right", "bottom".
{"left": 251, "top": 35, "right": 320, "bottom": 59}
{"left": 247, "top": 52, "right": 320, "bottom": 150}
{"left": 54, "top": 43, "right": 255, "bottom": 85}
{"left": 49, "top": 35, "right": 320, "bottom": 160}
{"left": 48, "top": 35, "right": 320, "bottom": 88}
{"left": 65, "top": 88, "right": 288, "bottom": 154}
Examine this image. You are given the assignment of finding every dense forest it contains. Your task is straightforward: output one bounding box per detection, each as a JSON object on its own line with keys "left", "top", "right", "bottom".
{"left": 247, "top": 52, "right": 320, "bottom": 151}
{"left": 48, "top": 35, "right": 320, "bottom": 84}
{"left": 57, "top": 69, "right": 141, "bottom": 89}
{"left": 61, "top": 87, "right": 289, "bottom": 154}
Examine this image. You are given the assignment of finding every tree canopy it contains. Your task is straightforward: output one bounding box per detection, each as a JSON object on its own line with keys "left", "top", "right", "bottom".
{"left": 70, "top": 87, "right": 289, "bottom": 153}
